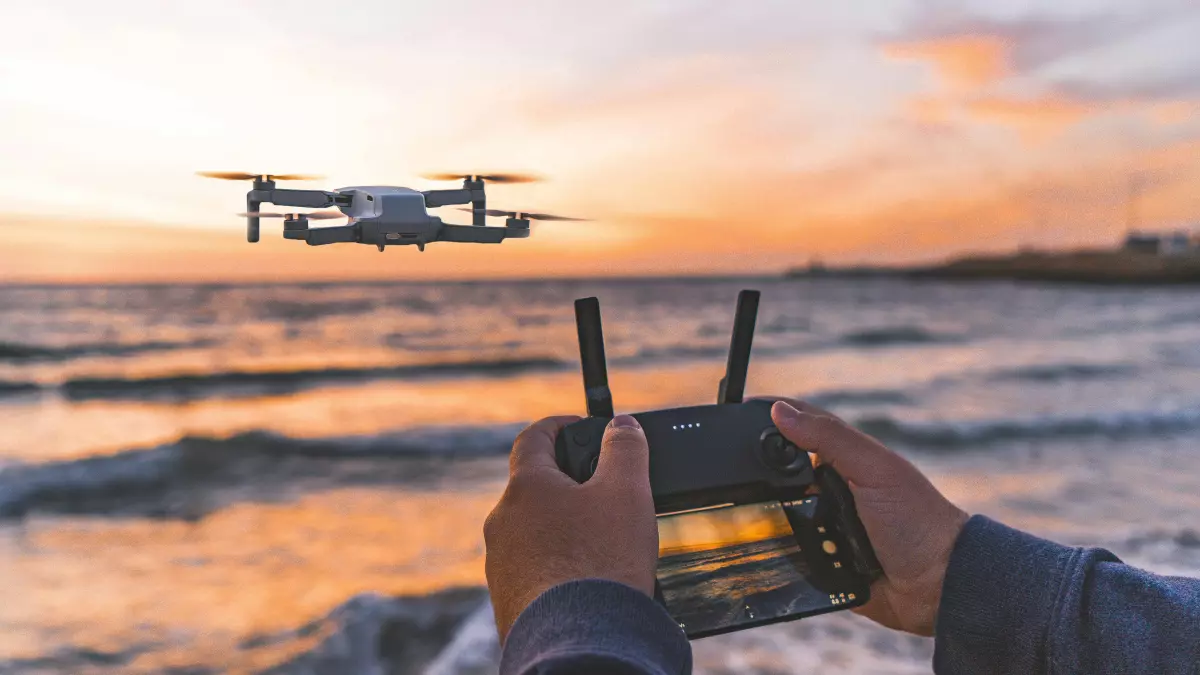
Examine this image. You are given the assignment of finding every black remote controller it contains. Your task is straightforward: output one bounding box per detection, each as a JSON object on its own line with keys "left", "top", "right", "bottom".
{"left": 554, "top": 290, "right": 883, "bottom": 580}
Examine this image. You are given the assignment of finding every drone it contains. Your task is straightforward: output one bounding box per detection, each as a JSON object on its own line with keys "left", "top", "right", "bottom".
{"left": 197, "top": 171, "right": 586, "bottom": 252}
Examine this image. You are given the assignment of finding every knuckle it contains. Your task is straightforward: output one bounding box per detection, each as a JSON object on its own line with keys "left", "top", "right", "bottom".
{"left": 513, "top": 426, "right": 540, "bottom": 449}
{"left": 482, "top": 513, "right": 499, "bottom": 543}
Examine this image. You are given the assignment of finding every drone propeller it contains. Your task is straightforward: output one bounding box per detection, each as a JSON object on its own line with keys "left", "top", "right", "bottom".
{"left": 237, "top": 211, "right": 345, "bottom": 220}
{"left": 457, "top": 208, "right": 588, "bottom": 222}
{"left": 200, "top": 171, "right": 324, "bottom": 181}
{"left": 422, "top": 172, "right": 542, "bottom": 184}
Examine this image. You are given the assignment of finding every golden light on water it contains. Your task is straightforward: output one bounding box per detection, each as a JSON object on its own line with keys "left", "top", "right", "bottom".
{"left": 658, "top": 503, "right": 794, "bottom": 557}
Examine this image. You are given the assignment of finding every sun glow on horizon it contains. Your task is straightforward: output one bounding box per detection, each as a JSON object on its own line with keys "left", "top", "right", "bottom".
{"left": 2, "top": 1, "right": 1198, "bottom": 281}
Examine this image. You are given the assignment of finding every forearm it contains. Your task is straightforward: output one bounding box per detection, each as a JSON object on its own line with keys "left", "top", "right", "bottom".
{"left": 500, "top": 579, "right": 692, "bottom": 675}
{"left": 934, "top": 515, "right": 1200, "bottom": 674}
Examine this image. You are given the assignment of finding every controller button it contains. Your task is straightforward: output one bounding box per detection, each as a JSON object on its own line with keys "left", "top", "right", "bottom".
{"left": 573, "top": 430, "right": 591, "bottom": 446}
{"left": 587, "top": 454, "right": 599, "bottom": 478}
{"left": 822, "top": 540, "right": 838, "bottom": 555}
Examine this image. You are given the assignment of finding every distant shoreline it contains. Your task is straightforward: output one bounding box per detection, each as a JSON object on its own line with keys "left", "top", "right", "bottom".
{"left": 787, "top": 248, "right": 1200, "bottom": 286}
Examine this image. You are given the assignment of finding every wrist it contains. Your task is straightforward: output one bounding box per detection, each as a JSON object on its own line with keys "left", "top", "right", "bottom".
{"left": 915, "top": 505, "right": 969, "bottom": 635}
{"left": 886, "top": 503, "right": 969, "bottom": 636}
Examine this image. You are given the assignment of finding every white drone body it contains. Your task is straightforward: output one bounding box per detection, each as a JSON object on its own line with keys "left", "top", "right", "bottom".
{"left": 336, "top": 186, "right": 428, "bottom": 221}
{"left": 334, "top": 186, "right": 445, "bottom": 249}
{"left": 196, "top": 172, "right": 584, "bottom": 252}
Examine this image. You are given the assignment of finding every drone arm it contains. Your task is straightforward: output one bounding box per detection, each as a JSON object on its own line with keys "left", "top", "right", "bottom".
{"left": 422, "top": 189, "right": 474, "bottom": 208}
{"left": 249, "top": 188, "right": 338, "bottom": 209}
{"left": 305, "top": 225, "right": 360, "bottom": 246}
{"left": 437, "top": 223, "right": 507, "bottom": 243}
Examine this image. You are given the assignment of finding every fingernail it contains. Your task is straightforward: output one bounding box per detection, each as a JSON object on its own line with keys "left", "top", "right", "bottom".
{"left": 611, "top": 414, "right": 641, "bottom": 429}
{"left": 772, "top": 400, "right": 801, "bottom": 423}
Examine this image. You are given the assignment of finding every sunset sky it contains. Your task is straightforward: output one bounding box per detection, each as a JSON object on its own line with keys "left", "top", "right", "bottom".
{"left": 658, "top": 503, "right": 794, "bottom": 556}
{"left": 2, "top": 0, "right": 1198, "bottom": 281}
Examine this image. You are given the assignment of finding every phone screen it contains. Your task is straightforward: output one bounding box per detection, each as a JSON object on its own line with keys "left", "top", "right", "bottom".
{"left": 655, "top": 497, "right": 867, "bottom": 639}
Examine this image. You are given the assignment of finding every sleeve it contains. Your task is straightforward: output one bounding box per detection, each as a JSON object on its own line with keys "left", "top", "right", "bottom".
{"left": 934, "top": 515, "right": 1200, "bottom": 675}
{"left": 499, "top": 579, "right": 692, "bottom": 675}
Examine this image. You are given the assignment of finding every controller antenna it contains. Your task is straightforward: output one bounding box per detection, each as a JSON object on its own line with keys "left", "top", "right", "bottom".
{"left": 574, "top": 297, "right": 615, "bottom": 418}
{"left": 717, "top": 290, "right": 760, "bottom": 404}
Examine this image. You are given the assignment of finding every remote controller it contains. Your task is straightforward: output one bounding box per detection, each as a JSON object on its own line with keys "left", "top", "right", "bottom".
{"left": 554, "top": 290, "right": 883, "bottom": 580}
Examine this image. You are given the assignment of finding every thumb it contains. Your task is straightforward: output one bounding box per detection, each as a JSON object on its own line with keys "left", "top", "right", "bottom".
{"left": 771, "top": 400, "right": 903, "bottom": 488}
{"left": 591, "top": 414, "right": 650, "bottom": 487}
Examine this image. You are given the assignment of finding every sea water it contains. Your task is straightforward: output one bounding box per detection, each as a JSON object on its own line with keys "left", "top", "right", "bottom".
{"left": 1, "top": 277, "right": 1198, "bottom": 674}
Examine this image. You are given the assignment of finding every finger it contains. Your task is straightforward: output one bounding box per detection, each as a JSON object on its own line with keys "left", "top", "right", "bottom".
{"left": 509, "top": 415, "right": 582, "bottom": 475}
{"left": 771, "top": 401, "right": 899, "bottom": 486}
{"left": 752, "top": 395, "right": 842, "bottom": 421}
{"left": 590, "top": 414, "right": 650, "bottom": 486}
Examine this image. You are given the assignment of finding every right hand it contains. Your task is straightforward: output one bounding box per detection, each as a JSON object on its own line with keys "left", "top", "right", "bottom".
{"left": 768, "top": 398, "right": 970, "bottom": 637}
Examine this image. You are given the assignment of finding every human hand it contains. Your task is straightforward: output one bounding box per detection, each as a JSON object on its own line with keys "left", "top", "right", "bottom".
{"left": 483, "top": 414, "right": 658, "bottom": 643}
{"left": 766, "top": 398, "right": 970, "bottom": 636}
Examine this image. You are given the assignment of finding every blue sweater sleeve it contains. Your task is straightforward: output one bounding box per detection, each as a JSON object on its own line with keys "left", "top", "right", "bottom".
{"left": 499, "top": 579, "right": 692, "bottom": 675}
{"left": 934, "top": 515, "right": 1200, "bottom": 674}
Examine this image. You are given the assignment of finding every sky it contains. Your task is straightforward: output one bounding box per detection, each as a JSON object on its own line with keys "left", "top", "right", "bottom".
{"left": 1, "top": 0, "right": 1198, "bottom": 281}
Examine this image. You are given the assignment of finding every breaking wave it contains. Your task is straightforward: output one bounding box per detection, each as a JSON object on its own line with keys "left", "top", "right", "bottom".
{"left": 253, "top": 587, "right": 497, "bottom": 675}
{"left": 986, "top": 362, "right": 1139, "bottom": 383}
{"left": 838, "top": 326, "right": 958, "bottom": 348}
{"left": 61, "top": 357, "right": 569, "bottom": 402}
{"left": 855, "top": 407, "right": 1200, "bottom": 450}
{"left": 807, "top": 388, "right": 914, "bottom": 407}
{"left": 0, "top": 380, "right": 40, "bottom": 399}
{"left": 0, "top": 424, "right": 523, "bottom": 520}
{"left": 0, "top": 338, "right": 215, "bottom": 362}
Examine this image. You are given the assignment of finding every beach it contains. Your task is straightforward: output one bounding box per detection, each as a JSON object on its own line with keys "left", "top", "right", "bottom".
{"left": 2, "top": 276, "right": 1199, "bottom": 674}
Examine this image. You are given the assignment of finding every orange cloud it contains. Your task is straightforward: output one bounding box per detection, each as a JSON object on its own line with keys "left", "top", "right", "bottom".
{"left": 964, "top": 95, "right": 1096, "bottom": 143}
{"left": 883, "top": 36, "right": 1011, "bottom": 90}
{"left": 1147, "top": 101, "right": 1199, "bottom": 126}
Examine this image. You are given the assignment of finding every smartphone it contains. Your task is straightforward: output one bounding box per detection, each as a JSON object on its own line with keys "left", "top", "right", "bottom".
{"left": 654, "top": 496, "right": 871, "bottom": 639}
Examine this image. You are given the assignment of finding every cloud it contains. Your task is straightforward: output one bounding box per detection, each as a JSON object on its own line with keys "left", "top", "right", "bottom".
{"left": 1055, "top": 70, "right": 1200, "bottom": 103}
{"left": 880, "top": 2, "right": 1200, "bottom": 144}
{"left": 882, "top": 36, "right": 1011, "bottom": 90}
{"left": 884, "top": 1, "right": 1195, "bottom": 74}
{"left": 961, "top": 95, "right": 1096, "bottom": 143}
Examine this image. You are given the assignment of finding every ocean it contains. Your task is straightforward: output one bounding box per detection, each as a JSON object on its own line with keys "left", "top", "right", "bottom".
{"left": 2, "top": 277, "right": 1198, "bottom": 674}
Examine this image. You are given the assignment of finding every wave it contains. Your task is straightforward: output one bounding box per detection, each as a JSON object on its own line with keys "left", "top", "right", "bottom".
{"left": 807, "top": 388, "right": 913, "bottom": 407}
{"left": 855, "top": 407, "right": 1200, "bottom": 450}
{"left": 626, "top": 344, "right": 732, "bottom": 363}
{"left": 0, "top": 338, "right": 215, "bottom": 363}
{"left": 838, "top": 326, "right": 958, "bottom": 348}
{"left": 61, "top": 357, "right": 568, "bottom": 402}
{"left": 987, "top": 362, "right": 1139, "bottom": 383}
{"left": 0, "top": 424, "right": 523, "bottom": 520}
{"left": 0, "top": 380, "right": 41, "bottom": 398}
{"left": 1124, "top": 528, "right": 1200, "bottom": 551}
{"left": 0, "top": 644, "right": 154, "bottom": 673}
{"left": 252, "top": 587, "right": 496, "bottom": 675}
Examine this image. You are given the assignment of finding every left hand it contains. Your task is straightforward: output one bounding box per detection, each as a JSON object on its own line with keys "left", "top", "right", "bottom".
{"left": 483, "top": 414, "right": 659, "bottom": 643}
